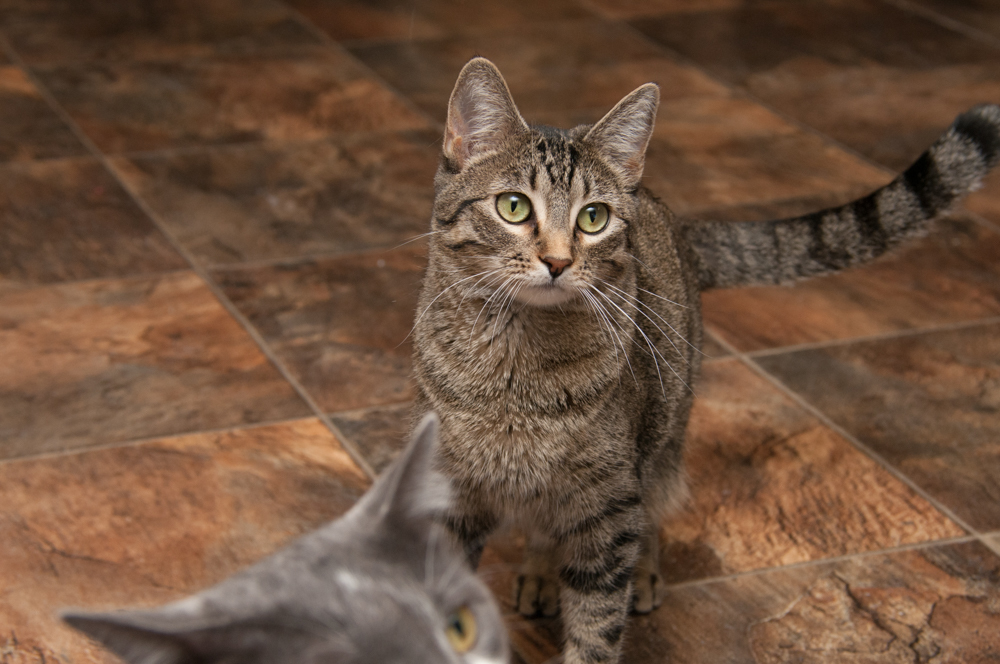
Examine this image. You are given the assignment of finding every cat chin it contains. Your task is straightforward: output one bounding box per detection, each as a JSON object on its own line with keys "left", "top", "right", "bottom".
{"left": 513, "top": 284, "right": 580, "bottom": 307}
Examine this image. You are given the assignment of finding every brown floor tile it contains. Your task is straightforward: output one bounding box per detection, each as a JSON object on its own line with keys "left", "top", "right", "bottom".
{"left": 757, "top": 323, "right": 1000, "bottom": 532}
{"left": 0, "top": 158, "right": 186, "bottom": 288}
{"left": 34, "top": 48, "right": 428, "bottom": 154}
{"left": 658, "top": 359, "right": 963, "bottom": 582}
{"left": 347, "top": 18, "right": 729, "bottom": 125}
{"left": 111, "top": 129, "right": 440, "bottom": 267}
{"left": 213, "top": 246, "right": 426, "bottom": 413}
{"left": 0, "top": 418, "right": 368, "bottom": 664}
{"left": 0, "top": 271, "right": 310, "bottom": 459}
{"left": 702, "top": 214, "right": 1000, "bottom": 351}
{"left": 633, "top": 0, "right": 1000, "bottom": 171}
{"left": 0, "top": 65, "right": 87, "bottom": 162}
{"left": 908, "top": 0, "right": 1000, "bottom": 41}
{"left": 620, "top": 541, "right": 1000, "bottom": 663}
{"left": 0, "top": 0, "right": 319, "bottom": 66}
{"left": 585, "top": 0, "right": 749, "bottom": 20}
{"left": 291, "top": 0, "right": 591, "bottom": 43}
{"left": 965, "top": 167, "right": 1000, "bottom": 227}
{"left": 331, "top": 402, "right": 412, "bottom": 474}
{"left": 643, "top": 95, "right": 888, "bottom": 212}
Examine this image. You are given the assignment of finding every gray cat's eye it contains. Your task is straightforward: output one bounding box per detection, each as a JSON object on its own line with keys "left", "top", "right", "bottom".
{"left": 577, "top": 202, "right": 610, "bottom": 234}
{"left": 496, "top": 192, "right": 532, "bottom": 223}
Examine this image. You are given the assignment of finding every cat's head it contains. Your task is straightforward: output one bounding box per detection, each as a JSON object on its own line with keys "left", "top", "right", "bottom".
{"left": 62, "top": 414, "right": 510, "bottom": 664}
{"left": 430, "top": 57, "right": 659, "bottom": 308}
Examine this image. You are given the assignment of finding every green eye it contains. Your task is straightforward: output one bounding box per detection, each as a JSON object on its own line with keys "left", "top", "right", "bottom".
{"left": 445, "top": 606, "right": 477, "bottom": 654}
{"left": 577, "top": 202, "right": 610, "bottom": 234}
{"left": 496, "top": 192, "right": 531, "bottom": 223}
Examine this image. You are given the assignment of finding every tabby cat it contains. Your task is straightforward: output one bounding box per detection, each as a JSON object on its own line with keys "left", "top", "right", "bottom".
{"left": 412, "top": 57, "right": 1000, "bottom": 664}
{"left": 62, "top": 414, "right": 510, "bottom": 664}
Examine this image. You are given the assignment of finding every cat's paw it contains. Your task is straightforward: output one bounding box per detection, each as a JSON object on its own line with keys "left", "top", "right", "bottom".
{"left": 514, "top": 573, "right": 560, "bottom": 617}
{"left": 631, "top": 568, "right": 664, "bottom": 614}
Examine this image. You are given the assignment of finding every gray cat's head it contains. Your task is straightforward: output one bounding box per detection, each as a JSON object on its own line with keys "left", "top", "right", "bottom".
{"left": 62, "top": 414, "right": 509, "bottom": 664}
{"left": 429, "top": 57, "right": 659, "bottom": 308}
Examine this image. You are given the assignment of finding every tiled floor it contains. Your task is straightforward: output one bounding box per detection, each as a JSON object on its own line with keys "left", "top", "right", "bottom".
{"left": 1, "top": 1, "right": 998, "bottom": 662}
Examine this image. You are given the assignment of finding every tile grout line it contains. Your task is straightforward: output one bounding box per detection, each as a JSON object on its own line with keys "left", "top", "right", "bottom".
{"left": 663, "top": 535, "right": 979, "bottom": 591}
{"left": 878, "top": 0, "right": 1000, "bottom": 49}
{"left": 0, "top": 31, "right": 378, "bottom": 481}
{"left": 277, "top": 1, "right": 446, "bottom": 134}
{"left": 0, "top": 414, "right": 322, "bottom": 468}
{"left": 739, "top": 315, "right": 1000, "bottom": 359}
{"left": 707, "top": 329, "right": 985, "bottom": 541}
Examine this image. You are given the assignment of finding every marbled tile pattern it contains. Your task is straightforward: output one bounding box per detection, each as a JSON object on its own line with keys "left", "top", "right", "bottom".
{"left": 0, "top": 272, "right": 310, "bottom": 459}
{"left": 757, "top": 323, "right": 1000, "bottom": 532}
{"left": 0, "top": 158, "right": 186, "bottom": 287}
{"left": 111, "top": 129, "right": 440, "bottom": 266}
{"left": 0, "top": 0, "right": 321, "bottom": 65}
{"left": 2, "top": 0, "right": 1000, "bottom": 662}
{"left": 36, "top": 49, "right": 428, "bottom": 154}
{"left": 213, "top": 246, "right": 426, "bottom": 412}
{"left": 0, "top": 65, "right": 87, "bottom": 162}
{"left": 0, "top": 418, "right": 368, "bottom": 663}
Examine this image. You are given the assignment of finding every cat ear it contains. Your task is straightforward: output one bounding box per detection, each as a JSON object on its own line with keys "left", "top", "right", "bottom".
{"left": 62, "top": 609, "right": 199, "bottom": 664}
{"left": 355, "top": 412, "right": 449, "bottom": 527}
{"left": 444, "top": 57, "right": 529, "bottom": 170}
{"left": 584, "top": 83, "right": 660, "bottom": 189}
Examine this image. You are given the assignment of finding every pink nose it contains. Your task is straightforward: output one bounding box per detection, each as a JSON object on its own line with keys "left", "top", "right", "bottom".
{"left": 541, "top": 255, "right": 572, "bottom": 277}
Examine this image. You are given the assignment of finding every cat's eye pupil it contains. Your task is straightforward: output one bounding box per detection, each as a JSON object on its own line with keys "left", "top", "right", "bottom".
{"left": 497, "top": 192, "right": 531, "bottom": 223}
{"left": 577, "top": 202, "right": 610, "bottom": 234}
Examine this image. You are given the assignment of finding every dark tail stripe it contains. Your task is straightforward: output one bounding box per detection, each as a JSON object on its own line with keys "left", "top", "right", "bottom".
{"left": 687, "top": 104, "right": 1000, "bottom": 290}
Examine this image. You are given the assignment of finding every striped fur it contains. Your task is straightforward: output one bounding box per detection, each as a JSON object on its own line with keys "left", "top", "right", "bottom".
{"left": 415, "top": 58, "right": 1000, "bottom": 664}
{"left": 685, "top": 104, "right": 1000, "bottom": 289}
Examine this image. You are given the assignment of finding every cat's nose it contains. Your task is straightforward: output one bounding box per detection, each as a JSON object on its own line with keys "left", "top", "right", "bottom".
{"left": 541, "top": 255, "right": 572, "bottom": 277}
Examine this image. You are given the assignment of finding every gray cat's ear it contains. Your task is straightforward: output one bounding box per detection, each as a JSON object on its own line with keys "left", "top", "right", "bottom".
{"left": 62, "top": 610, "right": 198, "bottom": 664}
{"left": 444, "top": 57, "right": 529, "bottom": 170}
{"left": 585, "top": 83, "right": 659, "bottom": 189}
{"left": 357, "top": 412, "right": 449, "bottom": 526}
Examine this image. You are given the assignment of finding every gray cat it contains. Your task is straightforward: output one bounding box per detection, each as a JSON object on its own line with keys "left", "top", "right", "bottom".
{"left": 62, "top": 414, "right": 510, "bottom": 664}
{"left": 412, "top": 57, "right": 1000, "bottom": 664}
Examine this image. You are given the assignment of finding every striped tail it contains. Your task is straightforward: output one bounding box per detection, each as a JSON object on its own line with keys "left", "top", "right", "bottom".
{"left": 684, "top": 104, "right": 1000, "bottom": 291}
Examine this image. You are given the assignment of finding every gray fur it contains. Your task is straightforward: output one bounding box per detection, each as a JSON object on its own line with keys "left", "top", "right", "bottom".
{"left": 413, "top": 57, "right": 1000, "bottom": 664}
{"left": 62, "top": 414, "right": 510, "bottom": 664}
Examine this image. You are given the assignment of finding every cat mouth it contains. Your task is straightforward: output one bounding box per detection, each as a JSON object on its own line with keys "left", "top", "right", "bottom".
{"left": 513, "top": 282, "right": 579, "bottom": 307}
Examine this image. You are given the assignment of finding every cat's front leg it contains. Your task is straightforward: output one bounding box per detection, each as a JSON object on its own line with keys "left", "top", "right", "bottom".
{"left": 556, "top": 496, "right": 644, "bottom": 664}
{"left": 444, "top": 508, "right": 498, "bottom": 569}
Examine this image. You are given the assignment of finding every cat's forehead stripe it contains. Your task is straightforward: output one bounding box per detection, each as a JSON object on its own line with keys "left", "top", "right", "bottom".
{"left": 534, "top": 133, "right": 578, "bottom": 190}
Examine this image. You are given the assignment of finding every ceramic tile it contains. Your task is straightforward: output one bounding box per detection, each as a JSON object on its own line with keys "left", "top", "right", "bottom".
{"left": 757, "top": 323, "right": 1000, "bottom": 532}
{"left": 348, "top": 18, "right": 730, "bottom": 125}
{"left": 290, "top": 0, "right": 590, "bottom": 42}
{"left": 908, "top": 0, "right": 1000, "bottom": 41}
{"left": 35, "top": 48, "right": 428, "bottom": 154}
{"left": 0, "top": 0, "right": 320, "bottom": 65}
{"left": 656, "top": 359, "right": 963, "bottom": 582}
{"left": 0, "top": 418, "right": 368, "bottom": 664}
{"left": 213, "top": 246, "right": 426, "bottom": 413}
{"left": 633, "top": 0, "right": 1000, "bottom": 171}
{"left": 0, "top": 65, "right": 87, "bottom": 162}
{"left": 111, "top": 129, "right": 440, "bottom": 267}
{"left": 702, "top": 214, "right": 1000, "bottom": 351}
{"left": 0, "top": 158, "right": 187, "bottom": 288}
{"left": 964, "top": 167, "right": 1000, "bottom": 227}
{"left": 642, "top": 95, "right": 888, "bottom": 212}
{"left": 619, "top": 541, "right": 1000, "bottom": 663}
{"left": 331, "top": 402, "right": 412, "bottom": 474}
{"left": 0, "top": 271, "right": 310, "bottom": 459}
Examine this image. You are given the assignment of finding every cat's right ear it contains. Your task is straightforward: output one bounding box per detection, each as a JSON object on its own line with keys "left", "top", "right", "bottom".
{"left": 444, "top": 57, "right": 528, "bottom": 170}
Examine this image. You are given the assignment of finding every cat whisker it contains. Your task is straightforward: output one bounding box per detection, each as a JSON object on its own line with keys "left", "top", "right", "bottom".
{"left": 581, "top": 289, "right": 637, "bottom": 387}
{"left": 389, "top": 229, "right": 445, "bottom": 250}
{"left": 596, "top": 278, "right": 701, "bottom": 360}
{"left": 403, "top": 267, "right": 505, "bottom": 347}
{"left": 637, "top": 286, "right": 687, "bottom": 309}
{"left": 580, "top": 290, "right": 622, "bottom": 375}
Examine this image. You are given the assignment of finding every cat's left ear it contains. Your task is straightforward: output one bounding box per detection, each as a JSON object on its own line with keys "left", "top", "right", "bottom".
{"left": 585, "top": 83, "right": 659, "bottom": 189}
{"left": 444, "top": 57, "right": 529, "bottom": 170}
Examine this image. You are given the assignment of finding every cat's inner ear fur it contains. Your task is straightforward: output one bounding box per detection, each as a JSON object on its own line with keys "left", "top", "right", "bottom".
{"left": 444, "top": 57, "right": 529, "bottom": 170}
{"left": 584, "top": 83, "right": 660, "bottom": 189}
